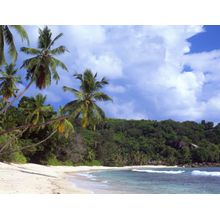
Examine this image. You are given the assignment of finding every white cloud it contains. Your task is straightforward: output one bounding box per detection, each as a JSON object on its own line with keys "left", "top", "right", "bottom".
{"left": 183, "top": 50, "right": 220, "bottom": 82}
{"left": 13, "top": 25, "right": 220, "bottom": 122}
{"left": 65, "top": 26, "right": 106, "bottom": 48}
{"left": 84, "top": 53, "right": 123, "bottom": 79}
{"left": 102, "top": 99, "right": 147, "bottom": 120}
{"left": 105, "top": 84, "right": 126, "bottom": 93}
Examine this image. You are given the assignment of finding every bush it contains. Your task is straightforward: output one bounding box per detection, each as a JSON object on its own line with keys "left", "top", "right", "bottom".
{"left": 83, "top": 160, "right": 102, "bottom": 166}
{"left": 47, "top": 155, "right": 62, "bottom": 166}
{"left": 46, "top": 154, "right": 73, "bottom": 166}
{"left": 62, "top": 160, "right": 74, "bottom": 166}
{"left": 11, "top": 152, "right": 27, "bottom": 164}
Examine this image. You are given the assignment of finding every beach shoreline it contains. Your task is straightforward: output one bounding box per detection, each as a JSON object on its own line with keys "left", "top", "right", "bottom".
{"left": 0, "top": 162, "right": 177, "bottom": 194}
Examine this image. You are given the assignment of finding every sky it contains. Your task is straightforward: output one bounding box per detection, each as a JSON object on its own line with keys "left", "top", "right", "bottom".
{"left": 8, "top": 25, "right": 220, "bottom": 123}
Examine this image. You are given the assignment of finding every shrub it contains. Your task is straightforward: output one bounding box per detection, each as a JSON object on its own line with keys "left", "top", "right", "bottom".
{"left": 47, "top": 154, "right": 62, "bottom": 166}
{"left": 11, "top": 152, "right": 27, "bottom": 164}
{"left": 47, "top": 154, "right": 73, "bottom": 166}
{"left": 84, "top": 160, "right": 102, "bottom": 166}
{"left": 62, "top": 160, "right": 74, "bottom": 166}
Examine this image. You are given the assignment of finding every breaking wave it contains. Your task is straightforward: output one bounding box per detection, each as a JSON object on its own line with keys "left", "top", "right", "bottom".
{"left": 191, "top": 170, "right": 220, "bottom": 177}
{"left": 132, "top": 169, "right": 185, "bottom": 174}
{"left": 77, "top": 173, "right": 97, "bottom": 180}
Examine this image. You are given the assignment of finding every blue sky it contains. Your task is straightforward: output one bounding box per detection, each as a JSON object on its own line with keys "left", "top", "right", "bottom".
{"left": 7, "top": 25, "right": 220, "bottom": 123}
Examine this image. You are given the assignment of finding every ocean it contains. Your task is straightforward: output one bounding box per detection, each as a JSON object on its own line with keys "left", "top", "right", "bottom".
{"left": 69, "top": 167, "right": 220, "bottom": 193}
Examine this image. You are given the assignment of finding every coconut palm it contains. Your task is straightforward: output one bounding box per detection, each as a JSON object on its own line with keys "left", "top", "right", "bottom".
{"left": 9, "top": 108, "right": 74, "bottom": 153}
{"left": 21, "top": 26, "right": 68, "bottom": 89}
{"left": 0, "top": 63, "right": 22, "bottom": 102}
{"left": 0, "top": 99, "right": 74, "bottom": 155}
{"left": 0, "top": 25, "right": 29, "bottom": 65}
{"left": 52, "top": 107, "right": 74, "bottom": 138}
{"left": 0, "top": 26, "right": 68, "bottom": 114}
{"left": 63, "top": 69, "right": 112, "bottom": 129}
{"left": 19, "top": 94, "right": 54, "bottom": 132}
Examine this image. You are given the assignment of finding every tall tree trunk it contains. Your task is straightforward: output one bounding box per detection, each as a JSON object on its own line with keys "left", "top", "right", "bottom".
{"left": 0, "top": 79, "right": 33, "bottom": 114}
{"left": 0, "top": 130, "right": 57, "bottom": 155}
{"left": 19, "top": 129, "right": 57, "bottom": 151}
{"left": 0, "top": 115, "right": 68, "bottom": 136}
{"left": 0, "top": 127, "right": 29, "bottom": 154}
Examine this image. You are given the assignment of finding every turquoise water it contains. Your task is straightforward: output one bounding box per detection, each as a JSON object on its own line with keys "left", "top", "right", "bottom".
{"left": 70, "top": 167, "right": 220, "bottom": 194}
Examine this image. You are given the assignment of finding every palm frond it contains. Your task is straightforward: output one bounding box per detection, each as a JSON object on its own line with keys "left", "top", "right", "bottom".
{"left": 0, "top": 28, "right": 6, "bottom": 66}
{"left": 63, "top": 100, "right": 83, "bottom": 117}
{"left": 93, "top": 103, "right": 106, "bottom": 119}
{"left": 95, "top": 77, "right": 109, "bottom": 89}
{"left": 20, "top": 47, "right": 41, "bottom": 55}
{"left": 93, "top": 92, "right": 113, "bottom": 102}
{"left": 63, "top": 86, "right": 83, "bottom": 98}
{"left": 21, "top": 56, "right": 40, "bottom": 70}
{"left": 51, "top": 57, "right": 68, "bottom": 71}
{"left": 10, "top": 25, "right": 29, "bottom": 44}
{"left": 48, "top": 33, "right": 63, "bottom": 48}
{"left": 50, "top": 59, "right": 60, "bottom": 83}
{"left": 4, "top": 26, "right": 17, "bottom": 63}
{"left": 74, "top": 73, "right": 83, "bottom": 82}
{"left": 63, "top": 86, "right": 79, "bottom": 94}
{"left": 38, "top": 26, "right": 52, "bottom": 49}
{"left": 63, "top": 119, "right": 74, "bottom": 138}
{"left": 50, "top": 46, "right": 68, "bottom": 55}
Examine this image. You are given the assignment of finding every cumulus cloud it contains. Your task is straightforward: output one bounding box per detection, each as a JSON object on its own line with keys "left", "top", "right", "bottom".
{"left": 105, "top": 84, "right": 126, "bottom": 93}
{"left": 11, "top": 25, "right": 220, "bottom": 122}
{"left": 101, "top": 98, "right": 147, "bottom": 120}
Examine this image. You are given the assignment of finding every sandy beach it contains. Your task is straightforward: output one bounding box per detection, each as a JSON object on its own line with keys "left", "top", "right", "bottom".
{"left": 0, "top": 163, "right": 176, "bottom": 194}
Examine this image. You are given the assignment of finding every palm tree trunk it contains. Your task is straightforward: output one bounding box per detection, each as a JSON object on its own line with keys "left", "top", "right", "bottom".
{"left": 0, "top": 79, "right": 33, "bottom": 114}
{"left": 0, "top": 115, "right": 68, "bottom": 136}
{"left": 20, "top": 130, "right": 57, "bottom": 151}
{"left": 0, "top": 127, "right": 29, "bottom": 154}
{"left": 0, "top": 130, "right": 57, "bottom": 155}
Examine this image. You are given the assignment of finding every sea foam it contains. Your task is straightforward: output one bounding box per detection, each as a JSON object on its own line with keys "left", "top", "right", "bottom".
{"left": 77, "top": 173, "right": 97, "bottom": 180}
{"left": 191, "top": 170, "right": 220, "bottom": 177}
{"left": 132, "top": 169, "right": 185, "bottom": 174}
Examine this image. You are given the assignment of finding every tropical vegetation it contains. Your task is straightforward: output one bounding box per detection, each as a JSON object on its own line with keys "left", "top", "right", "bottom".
{"left": 0, "top": 63, "right": 21, "bottom": 102}
{"left": 0, "top": 25, "right": 219, "bottom": 167}
{"left": 63, "top": 70, "right": 112, "bottom": 129}
{"left": 0, "top": 25, "right": 29, "bottom": 65}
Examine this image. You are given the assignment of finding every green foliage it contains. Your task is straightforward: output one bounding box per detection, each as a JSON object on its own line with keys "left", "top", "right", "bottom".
{"left": 83, "top": 160, "right": 102, "bottom": 166}
{"left": 0, "top": 25, "right": 29, "bottom": 65}
{"left": 0, "top": 63, "right": 22, "bottom": 102}
{"left": 63, "top": 69, "right": 112, "bottom": 129}
{"left": 11, "top": 152, "right": 27, "bottom": 164}
{"left": 1, "top": 25, "right": 219, "bottom": 168}
{"left": 46, "top": 154, "right": 63, "bottom": 166}
{"left": 21, "top": 26, "right": 68, "bottom": 89}
{"left": 46, "top": 154, "right": 73, "bottom": 166}
{"left": 1, "top": 101, "right": 220, "bottom": 166}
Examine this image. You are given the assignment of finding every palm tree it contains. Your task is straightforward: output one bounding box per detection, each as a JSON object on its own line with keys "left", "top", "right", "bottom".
{"left": 63, "top": 69, "right": 112, "bottom": 129}
{"left": 0, "top": 26, "right": 68, "bottom": 114}
{"left": 0, "top": 25, "right": 29, "bottom": 65}
{"left": 52, "top": 107, "right": 74, "bottom": 138}
{"left": 0, "top": 63, "right": 22, "bottom": 102}
{"left": 21, "top": 26, "right": 68, "bottom": 89}
{"left": 19, "top": 94, "right": 54, "bottom": 132}
{"left": 0, "top": 98, "right": 74, "bottom": 155}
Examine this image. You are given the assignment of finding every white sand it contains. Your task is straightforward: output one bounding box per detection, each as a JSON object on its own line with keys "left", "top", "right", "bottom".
{"left": 0, "top": 163, "right": 176, "bottom": 194}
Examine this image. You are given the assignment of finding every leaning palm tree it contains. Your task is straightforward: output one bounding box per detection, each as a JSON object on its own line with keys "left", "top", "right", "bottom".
{"left": 52, "top": 107, "right": 74, "bottom": 138}
{"left": 0, "top": 25, "right": 29, "bottom": 65}
{"left": 63, "top": 69, "right": 112, "bottom": 129}
{"left": 0, "top": 26, "right": 68, "bottom": 114}
{"left": 0, "top": 63, "right": 22, "bottom": 102}
{"left": 0, "top": 105, "right": 74, "bottom": 156}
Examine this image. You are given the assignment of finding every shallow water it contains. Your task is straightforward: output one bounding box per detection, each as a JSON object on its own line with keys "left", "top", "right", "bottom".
{"left": 69, "top": 167, "right": 220, "bottom": 194}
